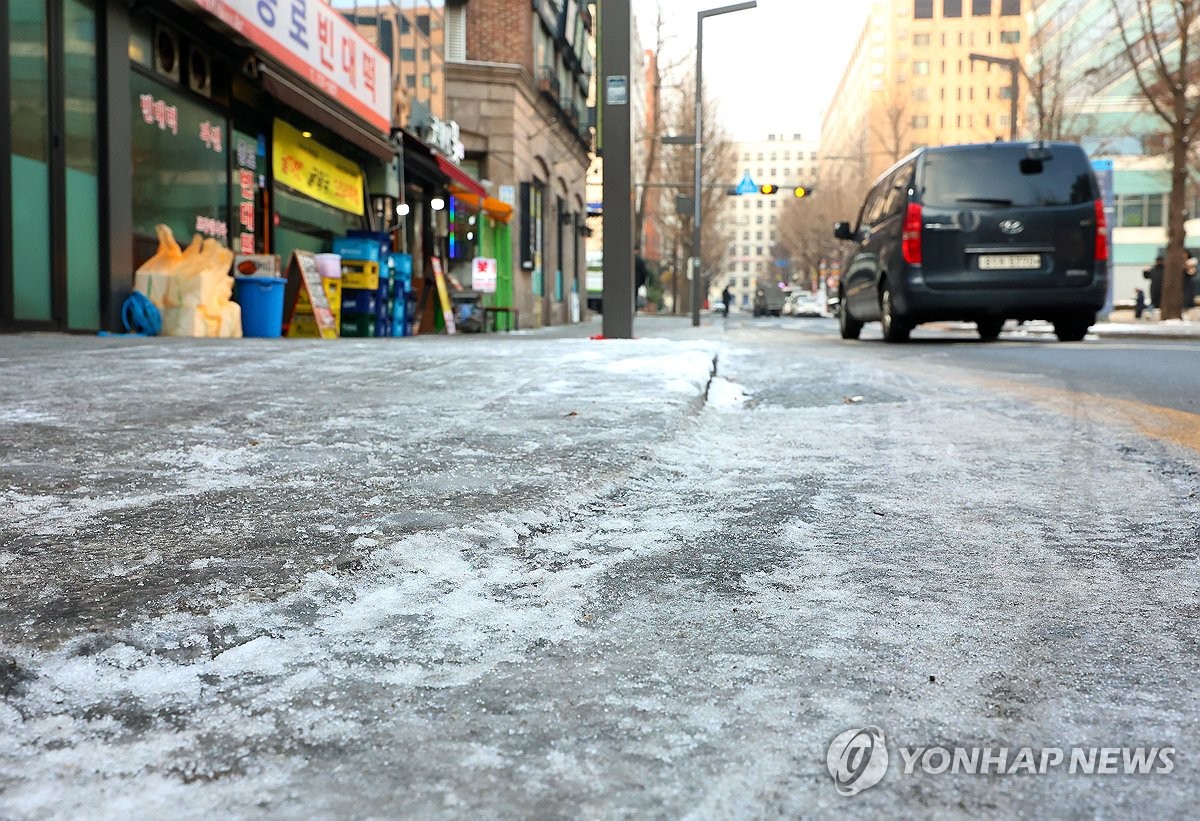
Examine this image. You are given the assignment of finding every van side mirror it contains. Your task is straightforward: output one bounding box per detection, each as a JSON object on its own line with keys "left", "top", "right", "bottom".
{"left": 833, "top": 221, "right": 853, "bottom": 240}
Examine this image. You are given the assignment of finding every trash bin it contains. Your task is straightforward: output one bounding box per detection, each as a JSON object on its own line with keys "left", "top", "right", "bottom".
{"left": 234, "top": 276, "right": 287, "bottom": 338}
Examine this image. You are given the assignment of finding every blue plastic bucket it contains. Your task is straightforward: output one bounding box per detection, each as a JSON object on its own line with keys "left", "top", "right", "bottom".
{"left": 234, "top": 276, "right": 287, "bottom": 338}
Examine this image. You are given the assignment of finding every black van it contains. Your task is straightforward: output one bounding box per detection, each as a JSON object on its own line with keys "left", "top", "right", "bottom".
{"left": 833, "top": 141, "right": 1108, "bottom": 342}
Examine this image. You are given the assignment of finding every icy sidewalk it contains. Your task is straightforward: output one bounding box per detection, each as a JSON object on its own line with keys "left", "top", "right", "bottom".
{"left": 0, "top": 333, "right": 717, "bottom": 648}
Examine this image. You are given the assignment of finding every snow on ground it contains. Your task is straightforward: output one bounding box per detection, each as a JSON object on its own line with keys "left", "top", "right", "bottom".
{"left": 0, "top": 326, "right": 1198, "bottom": 816}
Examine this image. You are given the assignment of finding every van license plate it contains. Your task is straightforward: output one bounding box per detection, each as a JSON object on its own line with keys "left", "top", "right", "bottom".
{"left": 979, "top": 254, "right": 1040, "bottom": 270}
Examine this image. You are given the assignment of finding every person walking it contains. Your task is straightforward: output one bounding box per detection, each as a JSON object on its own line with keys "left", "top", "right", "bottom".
{"left": 1143, "top": 255, "right": 1165, "bottom": 316}
{"left": 721, "top": 284, "right": 733, "bottom": 317}
{"left": 1134, "top": 288, "right": 1146, "bottom": 319}
{"left": 1184, "top": 257, "right": 1198, "bottom": 319}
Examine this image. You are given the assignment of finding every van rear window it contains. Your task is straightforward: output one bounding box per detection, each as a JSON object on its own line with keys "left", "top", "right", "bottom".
{"left": 920, "top": 146, "right": 1096, "bottom": 207}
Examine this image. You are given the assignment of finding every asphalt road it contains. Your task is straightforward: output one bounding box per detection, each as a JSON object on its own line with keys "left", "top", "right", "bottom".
{"left": 2, "top": 321, "right": 1199, "bottom": 818}
{"left": 749, "top": 312, "right": 1200, "bottom": 415}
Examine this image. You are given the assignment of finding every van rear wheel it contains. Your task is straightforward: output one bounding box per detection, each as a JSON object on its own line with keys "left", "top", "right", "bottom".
{"left": 977, "top": 318, "right": 1004, "bottom": 340}
{"left": 1054, "top": 317, "right": 1091, "bottom": 342}
{"left": 879, "top": 283, "right": 911, "bottom": 343}
{"left": 838, "top": 294, "right": 862, "bottom": 340}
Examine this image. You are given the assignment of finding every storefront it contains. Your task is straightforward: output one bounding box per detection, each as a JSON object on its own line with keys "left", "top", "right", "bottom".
{"left": 1, "top": 0, "right": 396, "bottom": 333}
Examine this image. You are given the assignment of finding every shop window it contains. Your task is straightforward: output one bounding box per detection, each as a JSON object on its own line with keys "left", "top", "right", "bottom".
{"left": 130, "top": 75, "right": 228, "bottom": 253}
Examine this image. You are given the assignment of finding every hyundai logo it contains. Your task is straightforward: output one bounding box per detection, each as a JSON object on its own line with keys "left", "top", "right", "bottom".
{"left": 999, "top": 219, "right": 1024, "bottom": 235}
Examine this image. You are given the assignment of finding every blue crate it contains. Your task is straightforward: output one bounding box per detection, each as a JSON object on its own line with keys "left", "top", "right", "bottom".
{"left": 333, "top": 237, "right": 381, "bottom": 263}
{"left": 341, "top": 288, "right": 379, "bottom": 315}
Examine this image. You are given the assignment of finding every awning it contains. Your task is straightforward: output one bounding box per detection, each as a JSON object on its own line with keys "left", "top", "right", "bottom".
{"left": 451, "top": 192, "right": 514, "bottom": 224}
{"left": 259, "top": 63, "right": 395, "bottom": 161}
{"left": 435, "top": 156, "right": 486, "bottom": 197}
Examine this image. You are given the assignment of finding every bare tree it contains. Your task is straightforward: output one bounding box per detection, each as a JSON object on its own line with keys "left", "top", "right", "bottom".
{"left": 871, "top": 89, "right": 911, "bottom": 165}
{"left": 654, "top": 75, "right": 733, "bottom": 312}
{"left": 634, "top": 9, "right": 688, "bottom": 259}
{"left": 1024, "top": 8, "right": 1104, "bottom": 143}
{"left": 777, "top": 148, "right": 869, "bottom": 295}
{"left": 1112, "top": 0, "right": 1200, "bottom": 320}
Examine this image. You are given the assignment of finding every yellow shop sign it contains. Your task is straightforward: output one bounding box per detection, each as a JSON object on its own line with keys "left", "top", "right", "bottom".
{"left": 272, "top": 120, "right": 365, "bottom": 215}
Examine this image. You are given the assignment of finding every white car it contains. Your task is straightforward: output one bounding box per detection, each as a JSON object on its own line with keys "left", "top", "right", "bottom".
{"left": 790, "top": 294, "right": 824, "bottom": 317}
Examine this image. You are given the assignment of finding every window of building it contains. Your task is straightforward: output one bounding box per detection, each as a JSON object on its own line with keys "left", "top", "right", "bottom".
{"left": 743, "top": 245, "right": 750, "bottom": 255}
{"left": 401, "top": 48, "right": 417, "bottom": 61}
{"left": 756, "top": 245, "right": 764, "bottom": 255}
{"left": 999, "top": 30, "right": 1020, "bottom": 43}
{"left": 999, "top": 86, "right": 1013, "bottom": 99}
{"left": 1000, "top": 0, "right": 1019, "bottom": 14}
{"left": 770, "top": 168, "right": 777, "bottom": 176}
{"left": 914, "top": 0, "right": 933, "bottom": 18}
{"left": 913, "top": 115, "right": 929, "bottom": 128}
{"left": 914, "top": 60, "right": 930, "bottom": 75}
{"left": 913, "top": 33, "right": 930, "bottom": 46}
{"left": 783, "top": 151, "right": 791, "bottom": 159}
{"left": 956, "top": 87, "right": 962, "bottom": 101}
{"left": 998, "top": 114, "right": 1010, "bottom": 128}
{"left": 755, "top": 215, "right": 764, "bottom": 224}
{"left": 770, "top": 152, "right": 776, "bottom": 160}
{"left": 945, "top": 0, "right": 962, "bottom": 18}
{"left": 973, "top": 0, "right": 991, "bottom": 13}
{"left": 743, "top": 152, "right": 751, "bottom": 161}
{"left": 755, "top": 231, "right": 763, "bottom": 240}
{"left": 940, "top": 60, "right": 946, "bottom": 73}
{"left": 756, "top": 200, "right": 764, "bottom": 209}
{"left": 742, "top": 262, "right": 750, "bottom": 271}
{"left": 810, "top": 152, "right": 817, "bottom": 160}
{"left": 913, "top": 87, "right": 929, "bottom": 100}
{"left": 742, "top": 276, "right": 750, "bottom": 286}
{"left": 757, "top": 152, "right": 764, "bottom": 160}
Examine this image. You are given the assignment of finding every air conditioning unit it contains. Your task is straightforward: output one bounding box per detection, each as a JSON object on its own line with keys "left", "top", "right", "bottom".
{"left": 153, "top": 26, "right": 180, "bottom": 83}
{"left": 188, "top": 45, "right": 212, "bottom": 97}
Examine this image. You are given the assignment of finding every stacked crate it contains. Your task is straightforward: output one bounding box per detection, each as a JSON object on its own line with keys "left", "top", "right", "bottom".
{"left": 334, "top": 233, "right": 390, "bottom": 338}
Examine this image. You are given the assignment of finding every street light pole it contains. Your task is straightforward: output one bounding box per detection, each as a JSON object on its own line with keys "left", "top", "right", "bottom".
{"left": 968, "top": 52, "right": 1020, "bottom": 140}
{"left": 691, "top": 1, "right": 757, "bottom": 327}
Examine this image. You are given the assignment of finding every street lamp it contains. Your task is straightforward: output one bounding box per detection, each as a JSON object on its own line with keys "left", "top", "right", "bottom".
{"left": 969, "top": 52, "right": 1020, "bottom": 140}
{"left": 692, "top": 1, "right": 757, "bottom": 327}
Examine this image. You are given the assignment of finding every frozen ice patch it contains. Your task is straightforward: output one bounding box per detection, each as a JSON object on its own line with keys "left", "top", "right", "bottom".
{"left": 706, "top": 377, "right": 748, "bottom": 411}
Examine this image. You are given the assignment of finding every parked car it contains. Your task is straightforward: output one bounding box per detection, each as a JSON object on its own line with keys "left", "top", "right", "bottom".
{"left": 789, "top": 292, "right": 824, "bottom": 317}
{"left": 832, "top": 141, "right": 1108, "bottom": 342}
{"left": 753, "top": 282, "right": 789, "bottom": 317}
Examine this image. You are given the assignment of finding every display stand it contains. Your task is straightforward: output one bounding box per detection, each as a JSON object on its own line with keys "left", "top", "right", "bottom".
{"left": 431, "top": 257, "right": 457, "bottom": 335}
{"left": 283, "top": 250, "right": 338, "bottom": 339}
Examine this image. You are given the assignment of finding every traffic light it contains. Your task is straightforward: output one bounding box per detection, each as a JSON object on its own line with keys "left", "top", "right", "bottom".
{"left": 792, "top": 186, "right": 813, "bottom": 198}
{"left": 759, "top": 183, "right": 779, "bottom": 195}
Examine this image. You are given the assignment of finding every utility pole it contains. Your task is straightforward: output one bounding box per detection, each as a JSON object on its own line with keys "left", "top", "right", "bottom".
{"left": 969, "top": 53, "right": 1020, "bottom": 140}
{"left": 600, "top": 0, "right": 634, "bottom": 338}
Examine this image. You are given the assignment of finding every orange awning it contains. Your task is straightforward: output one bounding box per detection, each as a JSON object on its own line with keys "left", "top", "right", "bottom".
{"left": 452, "top": 191, "right": 514, "bottom": 224}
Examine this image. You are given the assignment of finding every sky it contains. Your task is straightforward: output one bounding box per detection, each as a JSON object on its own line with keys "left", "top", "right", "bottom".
{"left": 631, "top": 0, "right": 874, "bottom": 142}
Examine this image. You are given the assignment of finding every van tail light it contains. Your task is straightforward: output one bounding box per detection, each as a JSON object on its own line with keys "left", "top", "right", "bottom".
{"left": 902, "top": 202, "right": 923, "bottom": 265}
{"left": 1094, "top": 199, "right": 1109, "bottom": 262}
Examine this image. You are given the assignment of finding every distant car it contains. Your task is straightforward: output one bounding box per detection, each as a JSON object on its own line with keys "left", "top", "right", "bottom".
{"left": 833, "top": 140, "right": 1107, "bottom": 343}
{"left": 790, "top": 293, "right": 824, "bottom": 317}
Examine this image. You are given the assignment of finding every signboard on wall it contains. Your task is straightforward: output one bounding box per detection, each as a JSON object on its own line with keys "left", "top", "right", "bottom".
{"left": 273, "top": 120, "right": 365, "bottom": 215}
{"left": 472, "top": 257, "right": 498, "bottom": 293}
{"left": 188, "top": 0, "right": 392, "bottom": 132}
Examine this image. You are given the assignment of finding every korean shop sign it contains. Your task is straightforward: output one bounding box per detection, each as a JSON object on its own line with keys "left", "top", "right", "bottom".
{"left": 273, "top": 120, "right": 365, "bottom": 215}
{"left": 188, "top": 0, "right": 391, "bottom": 133}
